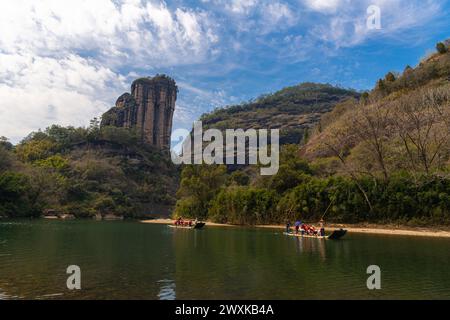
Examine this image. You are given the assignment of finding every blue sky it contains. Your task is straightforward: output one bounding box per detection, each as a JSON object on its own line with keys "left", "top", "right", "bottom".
{"left": 0, "top": 0, "right": 449, "bottom": 143}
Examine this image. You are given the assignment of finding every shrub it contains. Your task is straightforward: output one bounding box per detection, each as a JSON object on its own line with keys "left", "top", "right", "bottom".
{"left": 385, "top": 72, "right": 396, "bottom": 82}
{"left": 436, "top": 42, "right": 448, "bottom": 54}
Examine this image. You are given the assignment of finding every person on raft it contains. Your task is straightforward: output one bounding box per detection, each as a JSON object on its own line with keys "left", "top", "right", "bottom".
{"left": 294, "top": 221, "right": 302, "bottom": 234}
{"left": 286, "top": 221, "right": 291, "bottom": 233}
{"left": 319, "top": 219, "right": 326, "bottom": 236}
{"left": 301, "top": 224, "right": 318, "bottom": 236}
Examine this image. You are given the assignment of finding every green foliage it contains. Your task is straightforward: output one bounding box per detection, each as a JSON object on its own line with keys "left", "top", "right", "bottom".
{"left": 230, "top": 170, "right": 250, "bottom": 186}
{"left": 276, "top": 173, "right": 450, "bottom": 224}
{"left": 360, "top": 92, "right": 370, "bottom": 105}
{"left": 0, "top": 171, "right": 39, "bottom": 217}
{"left": 99, "top": 126, "right": 139, "bottom": 145}
{"left": 277, "top": 176, "right": 366, "bottom": 223}
{"left": 34, "top": 155, "right": 69, "bottom": 171}
{"left": 261, "top": 145, "right": 312, "bottom": 194}
{"left": 15, "top": 138, "right": 57, "bottom": 162}
{"left": 376, "top": 79, "right": 386, "bottom": 91}
{"left": 174, "top": 197, "right": 204, "bottom": 220}
{"left": 385, "top": 72, "right": 396, "bottom": 82}
{"left": 45, "top": 125, "right": 88, "bottom": 147}
{"left": 1, "top": 122, "right": 179, "bottom": 218}
{"left": 436, "top": 42, "right": 448, "bottom": 54}
{"left": 174, "top": 135, "right": 450, "bottom": 225}
{"left": 0, "top": 136, "right": 12, "bottom": 150}
{"left": 0, "top": 144, "right": 14, "bottom": 171}
{"left": 209, "top": 187, "right": 278, "bottom": 225}
{"left": 174, "top": 164, "right": 227, "bottom": 219}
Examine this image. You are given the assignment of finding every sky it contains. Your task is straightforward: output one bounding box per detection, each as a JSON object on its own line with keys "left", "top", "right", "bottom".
{"left": 0, "top": 0, "right": 449, "bottom": 144}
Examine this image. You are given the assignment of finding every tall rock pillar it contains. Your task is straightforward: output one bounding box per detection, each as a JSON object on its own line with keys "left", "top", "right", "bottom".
{"left": 102, "top": 75, "right": 177, "bottom": 150}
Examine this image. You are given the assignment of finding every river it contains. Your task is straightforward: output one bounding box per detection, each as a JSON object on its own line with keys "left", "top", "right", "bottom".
{"left": 0, "top": 219, "right": 449, "bottom": 299}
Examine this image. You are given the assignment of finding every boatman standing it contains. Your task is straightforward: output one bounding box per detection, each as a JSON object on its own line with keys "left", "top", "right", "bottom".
{"left": 286, "top": 221, "right": 291, "bottom": 233}
{"left": 319, "top": 219, "right": 325, "bottom": 237}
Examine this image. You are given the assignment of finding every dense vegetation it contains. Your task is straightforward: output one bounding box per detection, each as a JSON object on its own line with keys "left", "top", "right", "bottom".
{"left": 200, "top": 83, "right": 359, "bottom": 145}
{"left": 174, "top": 43, "right": 450, "bottom": 226}
{"left": 0, "top": 121, "right": 178, "bottom": 219}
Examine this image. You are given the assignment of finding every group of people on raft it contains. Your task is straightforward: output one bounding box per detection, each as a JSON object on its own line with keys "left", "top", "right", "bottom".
{"left": 286, "top": 219, "right": 326, "bottom": 237}
{"left": 174, "top": 217, "right": 198, "bottom": 227}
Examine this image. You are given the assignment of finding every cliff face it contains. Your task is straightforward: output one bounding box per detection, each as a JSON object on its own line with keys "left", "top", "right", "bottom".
{"left": 102, "top": 75, "right": 177, "bottom": 150}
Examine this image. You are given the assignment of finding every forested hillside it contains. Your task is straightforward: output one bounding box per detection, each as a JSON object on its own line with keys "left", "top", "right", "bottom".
{"left": 200, "top": 83, "right": 359, "bottom": 145}
{"left": 0, "top": 121, "right": 179, "bottom": 219}
{"left": 175, "top": 42, "right": 450, "bottom": 226}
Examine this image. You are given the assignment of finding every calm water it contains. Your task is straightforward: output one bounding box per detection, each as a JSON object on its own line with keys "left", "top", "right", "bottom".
{"left": 0, "top": 219, "right": 449, "bottom": 300}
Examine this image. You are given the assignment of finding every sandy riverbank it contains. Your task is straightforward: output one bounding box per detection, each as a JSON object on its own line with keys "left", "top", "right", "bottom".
{"left": 141, "top": 219, "right": 450, "bottom": 238}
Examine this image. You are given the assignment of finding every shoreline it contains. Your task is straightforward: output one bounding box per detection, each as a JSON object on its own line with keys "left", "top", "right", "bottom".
{"left": 141, "top": 219, "right": 450, "bottom": 238}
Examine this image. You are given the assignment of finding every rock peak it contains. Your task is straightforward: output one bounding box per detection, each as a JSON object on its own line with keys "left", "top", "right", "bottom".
{"left": 101, "top": 75, "right": 177, "bottom": 150}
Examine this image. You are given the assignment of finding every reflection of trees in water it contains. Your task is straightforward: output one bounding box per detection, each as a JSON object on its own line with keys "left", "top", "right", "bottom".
{"left": 172, "top": 228, "right": 306, "bottom": 299}
{"left": 294, "top": 237, "right": 327, "bottom": 261}
{"left": 170, "top": 228, "right": 450, "bottom": 299}
{"left": 0, "top": 221, "right": 178, "bottom": 299}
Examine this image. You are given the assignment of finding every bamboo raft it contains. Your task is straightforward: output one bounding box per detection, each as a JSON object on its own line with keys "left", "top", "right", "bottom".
{"left": 284, "top": 229, "right": 347, "bottom": 240}
{"left": 168, "top": 222, "right": 206, "bottom": 230}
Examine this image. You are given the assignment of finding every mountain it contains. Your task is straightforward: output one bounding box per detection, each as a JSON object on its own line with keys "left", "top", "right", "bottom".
{"left": 200, "top": 83, "right": 360, "bottom": 145}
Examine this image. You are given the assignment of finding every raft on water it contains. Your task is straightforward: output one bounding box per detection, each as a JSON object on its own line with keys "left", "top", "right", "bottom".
{"left": 168, "top": 222, "right": 206, "bottom": 230}
{"left": 284, "top": 229, "right": 347, "bottom": 240}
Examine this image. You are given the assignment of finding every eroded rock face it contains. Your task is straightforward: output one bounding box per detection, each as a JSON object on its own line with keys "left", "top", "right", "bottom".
{"left": 102, "top": 75, "right": 177, "bottom": 150}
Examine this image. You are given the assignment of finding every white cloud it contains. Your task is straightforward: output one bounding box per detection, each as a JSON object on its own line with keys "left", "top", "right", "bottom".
{"left": 0, "top": 0, "right": 447, "bottom": 143}
{"left": 0, "top": 0, "right": 219, "bottom": 142}
{"left": 305, "top": 0, "right": 444, "bottom": 47}
{"left": 0, "top": 0, "right": 218, "bottom": 65}
{"left": 205, "top": 0, "right": 298, "bottom": 34}
{"left": 260, "top": 2, "right": 297, "bottom": 33}
{"left": 225, "top": 0, "right": 258, "bottom": 14}
{"left": 0, "top": 53, "right": 126, "bottom": 142}
{"left": 302, "top": 0, "right": 343, "bottom": 13}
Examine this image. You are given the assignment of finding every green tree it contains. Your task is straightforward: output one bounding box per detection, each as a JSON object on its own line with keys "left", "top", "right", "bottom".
{"left": 209, "top": 187, "right": 277, "bottom": 225}
{"left": 436, "top": 42, "right": 448, "bottom": 54}
{"left": 230, "top": 170, "right": 250, "bottom": 186}
{"left": 174, "top": 164, "right": 227, "bottom": 219}
{"left": 15, "top": 139, "right": 57, "bottom": 162}
{"left": 0, "top": 172, "right": 38, "bottom": 217}
{"left": 385, "top": 72, "right": 396, "bottom": 82}
{"left": 376, "top": 79, "right": 386, "bottom": 91}
{"left": 360, "top": 92, "right": 370, "bottom": 105}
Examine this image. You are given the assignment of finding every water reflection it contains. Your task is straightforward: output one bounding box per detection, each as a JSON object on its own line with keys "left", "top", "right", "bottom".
{"left": 36, "top": 293, "right": 64, "bottom": 300}
{"left": 0, "top": 288, "right": 20, "bottom": 300}
{"left": 2, "top": 220, "right": 450, "bottom": 299}
{"left": 157, "top": 280, "right": 176, "bottom": 300}
{"left": 293, "top": 237, "right": 327, "bottom": 260}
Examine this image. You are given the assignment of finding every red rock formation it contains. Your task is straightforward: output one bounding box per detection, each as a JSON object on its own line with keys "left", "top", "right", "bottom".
{"left": 102, "top": 75, "right": 177, "bottom": 150}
